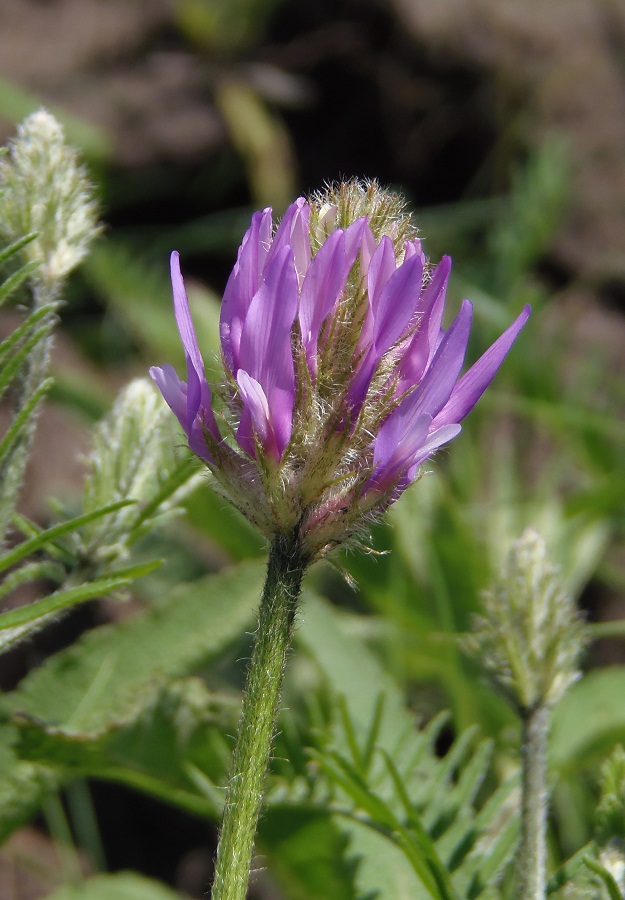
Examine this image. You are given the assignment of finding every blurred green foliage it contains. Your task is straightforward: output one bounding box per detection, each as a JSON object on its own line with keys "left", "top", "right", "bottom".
{"left": 0, "top": 12, "right": 624, "bottom": 893}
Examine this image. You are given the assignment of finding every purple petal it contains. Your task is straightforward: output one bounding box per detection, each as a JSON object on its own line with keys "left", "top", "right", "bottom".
{"left": 432, "top": 304, "right": 531, "bottom": 428}
{"left": 347, "top": 252, "right": 425, "bottom": 410}
{"left": 406, "top": 423, "right": 462, "bottom": 474}
{"left": 367, "top": 236, "right": 397, "bottom": 314}
{"left": 239, "top": 245, "right": 297, "bottom": 386}
{"left": 367, "top": 413, "right": 461, "bottom": 500}
{"left": 299, "top": 229, "right": 348, "bottom": 368}
{"left": 150, "top": 362, "right": 220, "bottom": 465}
{"left": 397, "top": 256, "right": 451, "bottom": 392}
{"left": 374, "top": 405, "right": 432, "bottom": 471}
{"left": 343, "top": 217, "right": 369, "bottom": 268}
{"left": 220, "top": 208, "right": 273, "bottom": 372}
{"left": 357, "top": 222, "right": 378, "bottom": 284}
{"left": 419, "top": 255, "right": 451, "bottom": 348}
{"left": 149, "top": 364, "right": 187, "bottom": 427}
{"left": 185, "top": 353, "right": 202, "bottom": 424}
{"left": 403, "top": 299, "right": 473, "bottom": 421}
{"left": 267, "top": 198, "right": 311, "bottom": 285}
{"left": 170, "top": 252, "right": 205, "bottom": 380}
{"left": 236, "top": 369, "right": 278, "bottom": 461}
{"left": 298, "top": 219, "right": 369, "bottom": 378}
{"left": 156, "top": 255, "right": 222, "bottom": 451}
{"left": 372, "top": 251, "right": 423, "bottom": 353}
{"left": 187, "top": 421, "right": 217, "bottom": 464}
{"left": 367, "top": 405, "right": 433, "bottom": 494}
{"left": 403, "top": 238, "right": 426, "bottom": 266}
{"left": 238, "top": 244, "right": 298, "bottom": 457}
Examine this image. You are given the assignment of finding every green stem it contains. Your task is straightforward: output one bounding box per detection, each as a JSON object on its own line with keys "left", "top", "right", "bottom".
{"left": 211, "top": 527, "right": 308, "bottom": 900}
{"left": 520, "top": 703, "right": 549, "bottom": 900}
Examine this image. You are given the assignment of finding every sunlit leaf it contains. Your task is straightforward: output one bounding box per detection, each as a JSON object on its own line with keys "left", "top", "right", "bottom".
{"left": 0, "top": 500, "right": 132, "bottom": 575}
{"left": 47, "top": 871, "right": 189, "bottom": 900}
{"left": 0, "top": 561, "right": 159, "bottom": 654}
{"left": 5, "top": 560, "right": 264, "bottom": 734}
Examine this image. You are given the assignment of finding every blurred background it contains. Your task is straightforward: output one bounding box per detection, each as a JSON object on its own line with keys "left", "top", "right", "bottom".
{"left": 1, "top": 0, "right": 625, "bottom": 896}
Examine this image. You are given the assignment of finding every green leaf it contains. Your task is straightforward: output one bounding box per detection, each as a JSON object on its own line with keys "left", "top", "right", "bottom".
{"left": 460, "top": 777, "right": 520, "bottom": 896}
{"left": 0, "top": 321, "right": 55, "bottom": 403}
{"left": 0, "top": 561, "right": 159, "bottom": 654}
{"left": 0, "top": 563, "right": 263, "bottom": 844}
{"left": 0, "top": 303, "right": 55, "bottom": 365}
{"left": 0, "top": 723, "right": 62, "bottom": 844}
{"left": 0, "top": 500, "right": 132, "bottom": 575}
{"left": 296, "top": 589, "right": 417, "bottom": 757}
{"left": 4, "top": 560, "right": 265, "bottom": 735}
{"left": 583, "top": 856, "right": 623, "bottom": 900}
{"left": 0, "top": 256, "right": 40, "bottom": 308}
{"left": 14, "top": 677, "right": 233, "bottom": 820}
{"left": 258, "top": 805, "right": 358, "bottom": 900}
{"left": 0, "top": 559, "right": 66, "bottom": 601}
{"left": 551, "top": 668, "right": 625, "bottom": 774}
{"left": 343, "top": 817, "right": 437, "bottom": 900}
{"left": 47, "top": 871, "right": 189, "bottom": 900}
{"left": 382, "top": 754, "right": 460, "bottom": 898}
{"left": 0, "top": 232, "right": 37, "bottom": 269}
{"left": 126, "top": 456, "right": 198, "bottom": 546}
{"left": 0, "top": 377, "right": 53, "bottom": 464}
{"left": 312, "top": 749, "right": 398, "bottom": 828}
{"left": 445, "top": 737, "right": 493, "bottom": 816}
{"left": 295, "top": 592, "right": 518, "bottom": 899}
{"left": 546, "top": 842, "right": 598, "bottom": 895}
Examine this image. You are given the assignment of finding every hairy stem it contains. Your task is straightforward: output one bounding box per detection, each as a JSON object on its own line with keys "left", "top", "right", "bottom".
{"left": 211, "top": 528, "right": 307, "bottom": 900}
{"left": 520, "top": 703, "right": 549, "bottom": 900}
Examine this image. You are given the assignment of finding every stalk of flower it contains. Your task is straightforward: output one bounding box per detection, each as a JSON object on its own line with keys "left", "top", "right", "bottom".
{"left": 464, "top": 529, "right": 586, "bottom": 899}
{"left": 150, "top": 180, "right": 530, "bottom": 900}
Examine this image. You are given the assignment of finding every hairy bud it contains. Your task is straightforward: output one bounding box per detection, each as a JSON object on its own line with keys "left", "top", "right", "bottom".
{"left": 0, "top": 109, "right": 101, "bottom": 288}
{"left": 465, "top": 528, "right": 585, "bottom": 712}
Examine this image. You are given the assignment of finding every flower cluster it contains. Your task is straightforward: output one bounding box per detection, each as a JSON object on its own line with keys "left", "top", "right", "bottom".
{"left": 151, "top": 182, "right": 529, "bottom": 559}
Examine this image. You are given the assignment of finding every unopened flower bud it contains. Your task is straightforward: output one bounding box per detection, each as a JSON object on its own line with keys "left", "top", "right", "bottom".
{"left": 0, "top": 109, "right": 101, "bottom": 288}
{"left": 465, "top": 528, "right": 585, "bottom": 712}
{"left": 80, "top": 378, "right": 197, "bottom": 565}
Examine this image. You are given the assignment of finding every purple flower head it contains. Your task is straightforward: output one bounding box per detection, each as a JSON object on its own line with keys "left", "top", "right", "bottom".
{"left": 151, "top": 181, "right": 529, "bottom": 558}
